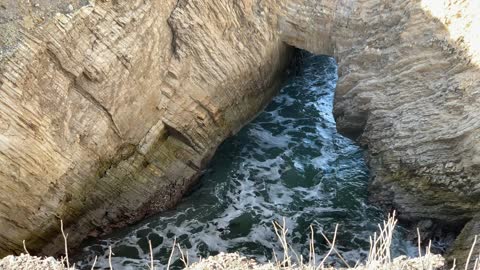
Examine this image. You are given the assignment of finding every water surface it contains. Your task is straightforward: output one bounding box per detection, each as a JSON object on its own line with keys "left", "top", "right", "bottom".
{"left": 76, "top": 54, "right": 412, "bottom": 269}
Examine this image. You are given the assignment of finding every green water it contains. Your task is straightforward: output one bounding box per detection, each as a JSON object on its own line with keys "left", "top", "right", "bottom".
{"left": 76, "top": 54, "right": 413, "bottom": 269}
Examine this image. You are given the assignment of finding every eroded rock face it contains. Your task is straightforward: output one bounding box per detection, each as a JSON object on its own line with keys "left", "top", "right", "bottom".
{"left": 331, "top": 0, "right": 480, "bottom": 265}
{"left": 0, "top": 0, "right": 293, "bottom": 255}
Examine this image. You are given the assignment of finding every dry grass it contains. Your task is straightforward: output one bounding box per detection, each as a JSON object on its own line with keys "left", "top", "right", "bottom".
{"left": 3, "top": 214, "right": 480, "bottom": 270}
{"left": 188, "top": 212, "right": 477, "bottom": 270}
{"left": 257, "top": 212, "right": 444, "bottom": 270}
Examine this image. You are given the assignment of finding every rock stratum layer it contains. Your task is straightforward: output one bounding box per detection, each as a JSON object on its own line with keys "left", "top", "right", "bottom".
{"left": 1, "top": 0, "right": 479, "bottom": 265}
{"left": 0, "top": 0, "right": 293, "bottom": 256}
{"left": 331, "top": 0, "right": 480, "bottom": 266}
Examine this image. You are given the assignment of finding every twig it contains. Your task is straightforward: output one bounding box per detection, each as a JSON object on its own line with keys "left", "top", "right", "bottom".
{"left": 91, "top": 256, "right": 98, "bottom": 270}
{"left": 465, "top": 235, "right": 478, "bottom": 270}
{"left": 166, "top": 237, "right": 177, "bottom": 270}
{"left": 318, "top": 224, "right": 338, "bottom": 269}
{"left": 426, "top": 240, "right": 433, "bottom": 270}
{"left": 22, "top": 240, "right": 30, "bottom": 255}
{"left": 273, "top": 219, "right": 291, "bottom": 266}
{"left": 149, "top": 240, "right": 155, "bottom": 270}
{"left": 272, "top": 249, "right": 278, "bottom": 265}
{"left": 309, "top": 225, "right": 316, "bottom": 267}
{"left": 177, "top": 243, "right": 189, "bottom": 267}
{"left": 109, "top": 246, "right": 113, "bottom": 270}
{"left": 417, "top": 227, "right": 422, "bottom": 257}
{"left": 60, "top": 220, "right": 70, "bottom": 269}
{"left": 319, "top": 229, "right": 351, "bottom": 268}
{"left": 418, "top": 227, "right": 426, "bottom": 270}
{"left": 366, "top": 212, "right": 397, "bottom": 267}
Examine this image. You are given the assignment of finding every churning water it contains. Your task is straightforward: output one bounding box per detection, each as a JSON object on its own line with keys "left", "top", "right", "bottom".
{"left": 76, "top": 54, "right": 413, "bottom": 269}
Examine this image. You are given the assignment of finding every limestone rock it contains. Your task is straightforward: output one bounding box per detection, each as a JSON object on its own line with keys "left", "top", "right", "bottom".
{"left": 331, "top": 0, "right": 480, "bottom": 265}
{"left": 0, "top": 0, "right": 291, "bottom": 256}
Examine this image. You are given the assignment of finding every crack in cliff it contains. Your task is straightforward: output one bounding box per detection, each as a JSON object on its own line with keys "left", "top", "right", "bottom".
{"left": 71, "top": 81, "right": 123, "bottom": 139}
{"left": 185, "top": 160, "right": 201, "bottom": 172}
{"left": 45, "top": 47, "right": 123, "bottom": 139}
{"left": 166, "top": 0, "right": 181, "bottom": 58}
{"left": 162, "top": 121, "right": 200, "bottom": 152}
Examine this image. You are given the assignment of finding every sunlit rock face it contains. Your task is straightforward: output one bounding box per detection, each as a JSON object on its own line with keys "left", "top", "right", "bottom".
{"left": 0, "top": 0, "right": 292, "bottom": 256}
{"left": 0, "top": 0, "right": 479, "bottom": 264}
{"left": 277, "top": 0, "right": 480, "bottom": 263}
{"left": 330, "top": 0, "right": 480, "bottom": 266}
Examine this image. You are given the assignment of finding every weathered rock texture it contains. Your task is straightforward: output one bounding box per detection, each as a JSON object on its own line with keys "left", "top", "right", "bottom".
{"left": 331, "top": 0, "right": 480, "bottom": 266}
{"left": 0, "top": 0, "right": 292, "bottom": 256}
{"left": 265, "top": 0, "right": 480, "bottom": 263}
{"left": 1, "top": 0, "right": 479, "bottom": 266}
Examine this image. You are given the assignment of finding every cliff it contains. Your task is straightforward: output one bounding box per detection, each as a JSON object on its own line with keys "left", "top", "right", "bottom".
{"left": 331, "top": 0, "right": 480, "bottom": 265}
{"left": 1, "top": 0, "right": 479, "bottom": 265}
{"left": 0, "top": 0, "right": 292, "bottom": 255}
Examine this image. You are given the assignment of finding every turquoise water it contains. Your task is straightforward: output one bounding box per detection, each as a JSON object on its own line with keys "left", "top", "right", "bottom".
{"left": 76, "top": 54, "right": 413, "bottom": 269}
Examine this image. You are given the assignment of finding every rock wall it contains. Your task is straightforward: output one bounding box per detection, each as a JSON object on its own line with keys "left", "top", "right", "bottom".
{"left": 0, "top": 0, "right": 292, "bottom": 256}
{"left": 331, "top": 0, "right": 480, "bottom": 265}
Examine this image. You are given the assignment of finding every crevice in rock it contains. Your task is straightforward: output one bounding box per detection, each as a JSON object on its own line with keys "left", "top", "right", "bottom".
{"left": 166, "top": 0, "right": 181, "bottom": 58}
{"left": 185, "top": 160, "right": 201, "bottom": 172}
{"left": 163, "top": 121, "right": 197, "bottom": 151}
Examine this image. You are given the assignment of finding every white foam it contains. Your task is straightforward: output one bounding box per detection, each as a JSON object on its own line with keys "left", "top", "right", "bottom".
{"left": 249, "top": 128, "right": 292, "bottom": 149}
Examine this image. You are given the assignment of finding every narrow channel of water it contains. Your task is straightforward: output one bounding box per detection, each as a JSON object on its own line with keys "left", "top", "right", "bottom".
{"left": 76, "top": 54, "right": 413, "bottom": 269}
